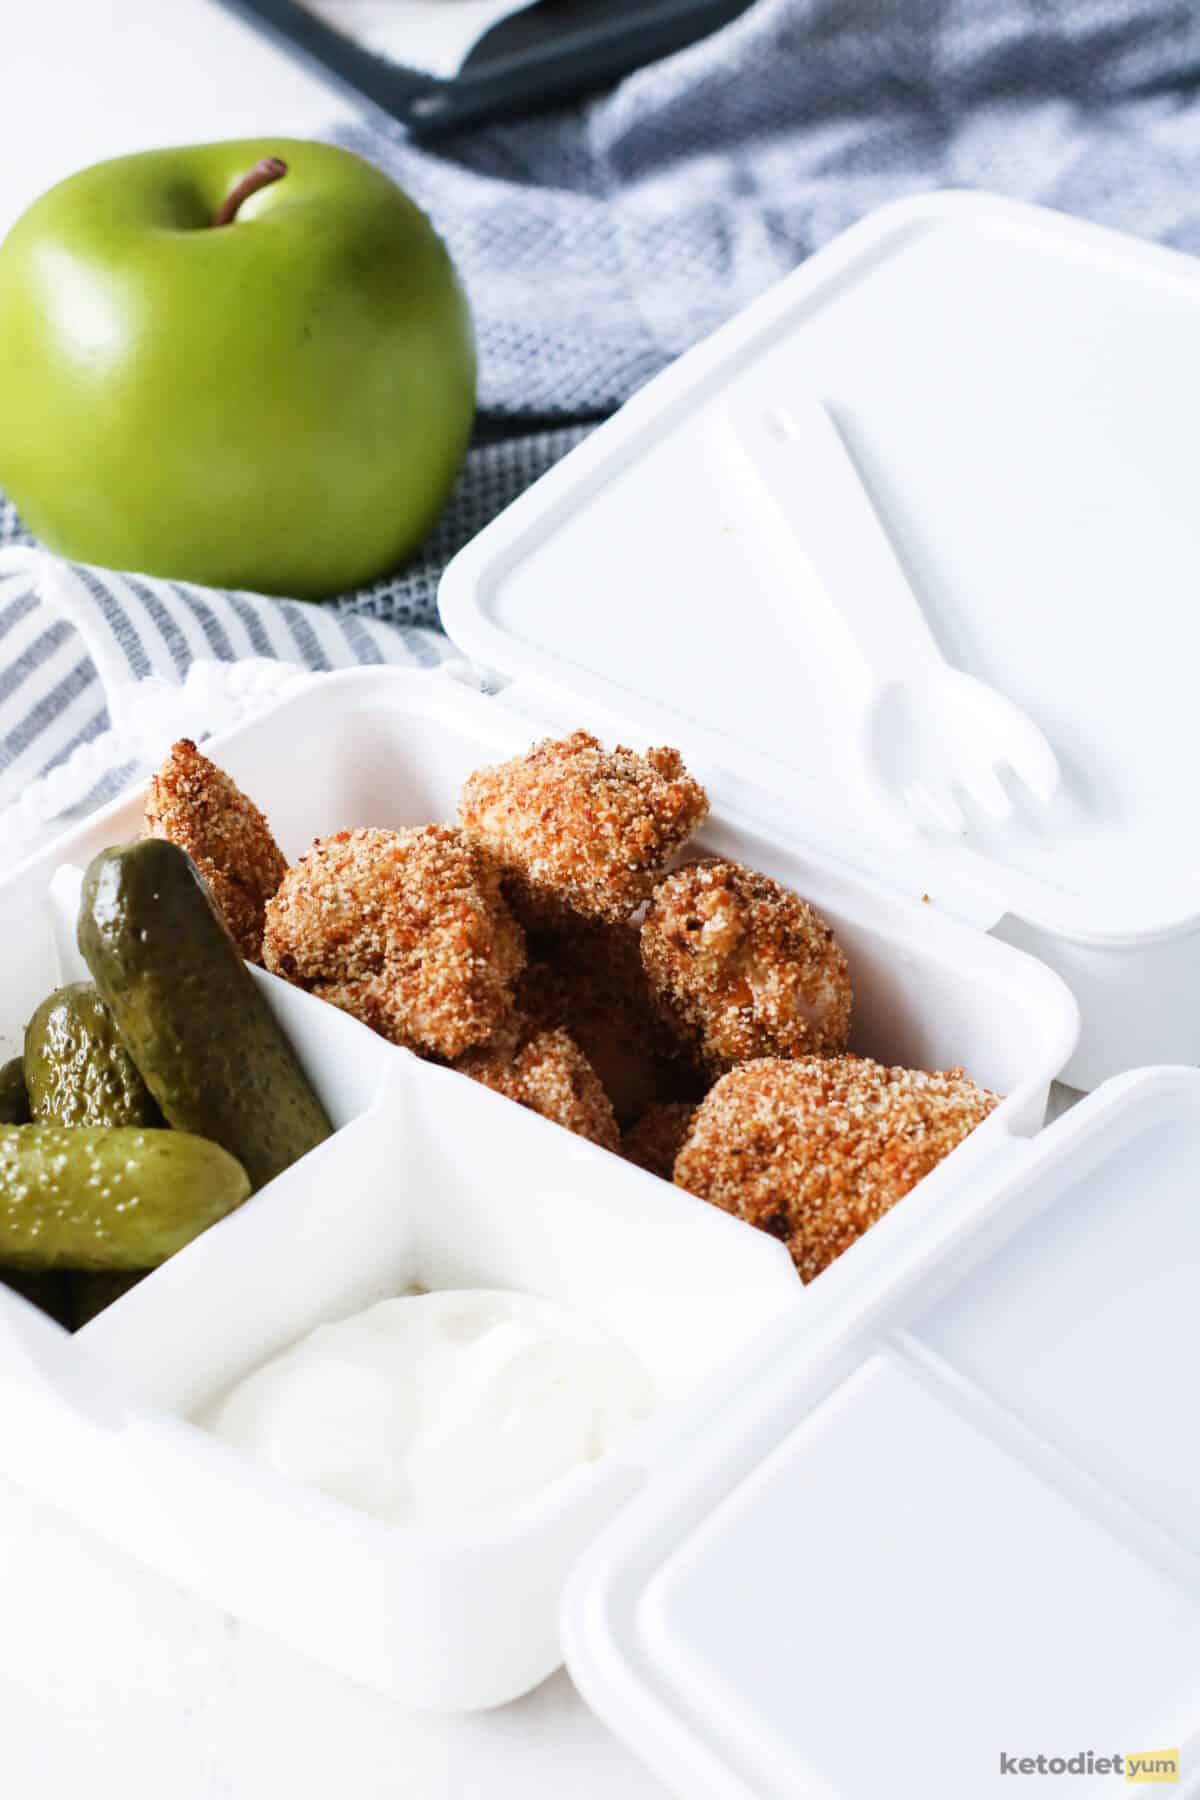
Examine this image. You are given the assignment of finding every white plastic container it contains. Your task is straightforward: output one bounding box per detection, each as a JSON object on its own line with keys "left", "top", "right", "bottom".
{"left": 0, "top": 666, "right": 1074, "bottom": 1713}
{"left": 0, "top": 189, "right": 1194, "bottom": 1781}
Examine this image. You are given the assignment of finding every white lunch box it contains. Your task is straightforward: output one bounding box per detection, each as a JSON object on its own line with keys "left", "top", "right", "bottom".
{"left": 0, "top": 664, "right": 1072, "bottom": 1714}
{"left": 0, "top": 192, "right": 1196, "bottom": 1795}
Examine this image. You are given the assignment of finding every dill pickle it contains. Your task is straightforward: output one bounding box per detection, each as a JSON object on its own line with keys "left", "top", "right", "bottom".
{"left": 0, "top": 1124, "right": 250, "bottom": 1270}
{"left": 0, "top": 1057, "right": 30, "bottom": 1124}
{"left": 78, "top": 839, "right": 331, "bottom": 1191}
{"left": 25, "top": 983, "right": 161, "bottom": 1128}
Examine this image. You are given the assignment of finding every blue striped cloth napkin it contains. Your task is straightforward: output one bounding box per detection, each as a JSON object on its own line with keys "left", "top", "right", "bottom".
{"left": 0, "top": 544, "right": 462, "bottom": 863}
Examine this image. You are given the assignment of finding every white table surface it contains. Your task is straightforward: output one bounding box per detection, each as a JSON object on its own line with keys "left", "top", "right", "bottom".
{"left": 0, "top": 7, "right": 670, "bottom": 1796}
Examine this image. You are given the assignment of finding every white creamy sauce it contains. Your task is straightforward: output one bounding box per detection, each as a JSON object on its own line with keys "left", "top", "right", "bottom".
{"left": 205, "top": 1289, "right": 653, "bottom": 1529}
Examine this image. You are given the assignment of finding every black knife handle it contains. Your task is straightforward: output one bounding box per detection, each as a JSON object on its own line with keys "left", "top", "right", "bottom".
{"left": 211, "top": 0, "right": 754, "bottom": 137}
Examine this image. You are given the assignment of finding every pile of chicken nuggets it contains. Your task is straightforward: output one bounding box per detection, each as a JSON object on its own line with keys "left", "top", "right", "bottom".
{"left": 145, "top": 728, "right": 997, "bottom": 1282}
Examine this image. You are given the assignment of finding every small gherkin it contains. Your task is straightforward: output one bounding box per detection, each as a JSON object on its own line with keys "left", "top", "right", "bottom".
{"left": 24, "top": 983, "right": 161, "bottom": 1129}
{"left": 0, "top": 1124, "right": 250, "bottom": 1270}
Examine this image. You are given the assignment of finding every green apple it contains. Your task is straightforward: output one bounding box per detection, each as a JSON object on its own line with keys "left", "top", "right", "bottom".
{"left": 0, "top": 139, "right": 475, "bottom": 598}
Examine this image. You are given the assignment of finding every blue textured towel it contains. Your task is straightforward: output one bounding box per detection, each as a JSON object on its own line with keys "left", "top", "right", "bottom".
{"left": 3, "top": 0, "right": 1200, "bottom": 841}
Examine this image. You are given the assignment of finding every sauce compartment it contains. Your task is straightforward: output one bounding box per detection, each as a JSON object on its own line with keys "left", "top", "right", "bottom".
{"left": 0, "top": 664, "right": 1078, "bottom": 1710}
{"left": 68, "top": 1055, "right": 797, "bottom": 1711}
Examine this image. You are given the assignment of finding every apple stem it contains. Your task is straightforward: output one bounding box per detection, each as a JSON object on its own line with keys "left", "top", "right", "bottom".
{"left": 215, "top": 157, "right": 288, "bottom": 227}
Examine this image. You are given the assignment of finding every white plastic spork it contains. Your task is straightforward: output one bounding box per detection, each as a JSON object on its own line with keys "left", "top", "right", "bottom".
{"left": 727, "top": 392, "right": 1060, "bottom": 835}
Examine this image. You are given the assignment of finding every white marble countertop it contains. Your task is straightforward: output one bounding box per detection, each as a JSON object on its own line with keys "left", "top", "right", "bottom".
{"left": 0, "top": 7, "right": 671, "bottom": 1794}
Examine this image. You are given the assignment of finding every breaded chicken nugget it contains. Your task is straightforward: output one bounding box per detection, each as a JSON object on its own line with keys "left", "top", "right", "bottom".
{"left": 145, "top": 738, "right": 286, "bottom": 963}
{"left": 640, "top": 859, "right": 852, "bottom": 1075}
{"left": 262, "top": 825, "right": 524, "bottom": 1059}
{"left": 458, "top": 730, "right": 708, "bottom": 926}
{"left": 522, "top": 920, "right": 704, "bottom": 1125}
{"left": 621, "top": 1102, "right": 697, "bottom": 1180}
{"left": 456, "top": 1019, "right": 619, "bottom": 1150}
{"left": 675, "top": 1056, "right": 997, "bottom": 1281}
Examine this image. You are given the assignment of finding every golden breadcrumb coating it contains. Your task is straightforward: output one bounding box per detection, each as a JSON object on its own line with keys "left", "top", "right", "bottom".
{"left": 622, "top": 1102, "right": 697, "bottom": 1180}
{"left": 521, "top": 920, "right": 705, "bottom": 1125}
{"left": 262, "top": 825, "right": 524, "bottom": 1059}
{"left": 144, "top": 738, "right": 286, "bottom": 963}
{"left": 458, "top": 730, "right": 708, "bottom": 926}
{"left": 641, "top": 859, "right": 852, "bottom": 1075}
{"left": 674, "top": 1056, "right": 998, "bottom": 1282}
{"left": 456, "top": 1020, "right": 619, "bottom": 1150}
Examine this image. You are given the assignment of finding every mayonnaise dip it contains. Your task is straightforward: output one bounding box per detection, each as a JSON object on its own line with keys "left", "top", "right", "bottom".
{"left": 205, "top": 1289, "right": 653, "bottom": 1529}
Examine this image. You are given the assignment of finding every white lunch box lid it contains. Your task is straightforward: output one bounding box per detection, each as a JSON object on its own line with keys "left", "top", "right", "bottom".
{"left": 440, "top": 191, "right": 1200, "bottom": 952}
{"left": 561, "top": 1063, "right": 1200, "bottom": 1799}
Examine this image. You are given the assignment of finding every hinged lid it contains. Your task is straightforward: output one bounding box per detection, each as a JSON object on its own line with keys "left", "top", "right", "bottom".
{"left": 440, "top": 192, "right": 1200, "bottom": 949}
{"left": 561, "top": 1066, "right": 1200, "bottom": 1799}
